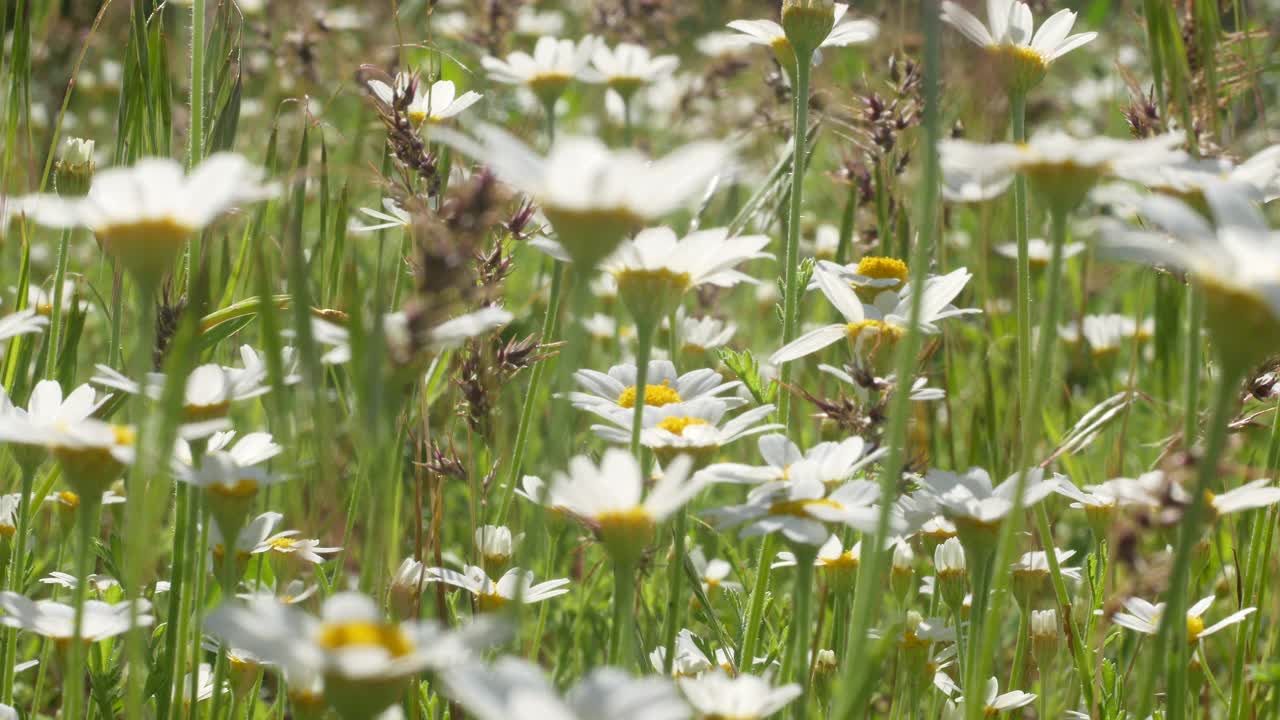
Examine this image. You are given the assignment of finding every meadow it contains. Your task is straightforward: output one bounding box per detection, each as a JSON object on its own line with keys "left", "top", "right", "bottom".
{"left": 0, "top": 0, "right": 1278, "bottom": 718}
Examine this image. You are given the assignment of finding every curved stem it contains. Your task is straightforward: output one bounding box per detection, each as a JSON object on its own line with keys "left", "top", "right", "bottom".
{"left": 777, "top": 51, "right": 812, "bottom": 433}
{"left": 739, "top": 534, "right": 776, "bottom": 670}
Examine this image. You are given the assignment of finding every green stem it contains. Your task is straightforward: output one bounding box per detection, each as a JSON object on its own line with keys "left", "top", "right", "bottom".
{"left": 188, "top": 0, "right": 206, "bottom": 166}
{"left": 777, "top": 50, "right": 812, "bottom": 433}
{"left": 629, "top": 323, "right": 655, "bottom": 458}
{"left": 660, "top": 508, "right": 688, "bottom": 675}
{"left": 608, "top": 559, "right": 637, "bottom": 668}
{"left": 1162, "top": 363, "right": 1239, "bottom": 720}
{"left": 781, "top": 545, "right": 817, "bottom": 715}
{"left": 161, "top": 484, "right": 194, "bottom": 720}
{"left": 833, "top": 3, "right": 941, "bottom": 714}
{"left": 739, "top": 534, "right": 776, "bottom": 670}
{"left": 1009, "top": 604, "right": 1030, "bottom": 691}
{"left": 835, "top": 183, "right": 858, "bottom": 266}
{"left": 1010, "top": 91, "right": 1031, "bottom": 455}
{"left": 0, "top": 463, "right": 34, "bottom": 703}
{"left": 495, "top": 261, "right": 564, "bottom": 526}
{"left": 44, "top": 228, "right": 72, "bottom": 379}
{"left": 64, "top": 495, "right": 102, "bottom": 720}
{"left": 969, "top": 207, "right": 1075, "bottom": 720}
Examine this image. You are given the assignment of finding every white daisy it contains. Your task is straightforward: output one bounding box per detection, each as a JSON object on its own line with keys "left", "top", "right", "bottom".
{"left": 994, "top": 238, "right": 1085, "bottom": 266}
{"left": 18, "top": 154, "right": 276, "bottom": 280}
{"left": 940, "top": 0, "right": 1096, "bottom": 91}
{"left": 0, "top": 309, "right": 47, "bottom": 342}
{"left": 678, "top": 671, "right": 802, "bottom": 720}
{"left": 0, "top": 592, "right": 152, "bottom": 642}
{"left": 442, "top": 657, "right": 690, "bottom": 720}
{"left": 921, "top": 467, "right": 1059, "bottom": 530}
{"left": 366, "top": 74, "right": 482, "bottom": 124}
{"left": 423, "top": 565, "right": 569, "bottom": 612}
{"left": 1125, "top": 144, "right": 1280, "bottom": 204}
{"left": 1112, "top": 595, "right": 1255, "bottom": 643}
{"left": 674, "top": 309, "right": 736, "bottom": 354}
{"left": 567, "top": 361, "right": 745, "bottom": 421}
{"left": 689, "top": 547, "right": 743, "bottom": 595}
{"left": 481, "top": 35, "right": 598, "bottom": 104}
{"left": 352, "top": 199, "right": 411, "bottom": 234}
{"left": 433, "top": 124, "right": 730, "bottom": 268}
{"left": 773, "top": 534, "right": 863, "bottom": 575}
{"left": 770, "top": 265, "right": 978, "bottom": 365}
{"left": 708, "top": 466, "right": 896, "bottom": 545}
{"left": 728, "top": 4, "right": 878, "bottom": 66}
{"left": 701, "top": 433, "right": 884, "bottom": 487}
{"left": 310, "top": 306, "right": 513, "bottom": 365}
{"left": 590, "top": 398, "right": 782, "bottom": 463}
{"left": 583, "top": 42, "right": 679, "bottom": 99}
{"left": 91, "top": 363, "right": 269, "bottom": 439}
{"left": 650, "top": 629, "right": 734, "bottom": 677}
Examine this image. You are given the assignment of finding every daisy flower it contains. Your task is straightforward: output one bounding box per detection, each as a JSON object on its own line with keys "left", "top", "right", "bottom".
{"left": 0, "top": 592, "right": 152, "bottom": 643}
{"left": 1112, "top": 596, "right": 1255, "bottom": 643}
{"left": 936, "top": 676, "right": 1036, "bottom": 716}
{"left": 773, "top": 534, "right": 863, "bottom": 578}
{"left": 549, "top": 449, "right": 698, "bottom": 563}
{"left": 728, "top": 4, "right": 878, "bottom": 69}
{"left": 814, "top": 255, "right": 910, "bottom": 302}
{"left": 922, "top": 467, "right": 1059, "bottom": 539}
{"left": 590, "top": 398, "right": 782, "bottom": 465}
{"left": 994, "top": 238, "right": 1085, "bottom": 267}
{"left": 770, "top": 265, "right": 978, "bottom": 365}
{"left": 0, "top": 379, "right": 106, "bottom": 471}
{"left": 474, "top": 524, "right": 518, "bottom": 566}
{"left": 91, "top": 362, "right": 270, "bottom": 439}
{"left": 817, "top": 364, "right": 947, "bottom": 403}
{"left": 176, "top": 441, "right": 286, "bottom": 537}
{"left": 1010, "top": 548, "right": 1081, "bottom": 603}
{"left": 940, "top": 0, "right": 1097, "bottom": 92}
{"left": 568, "top": 360, "right": 745, "bottom": 422}
{"left": 678, "top": 671, "right": 802, "bottom": 720}
{"left": 38, "top": 572, "right": 120, "bottom": 594}
{"left": 0, "top": 390, "right": 134, "bottom": 499}
{"left": 481, "top": 35, "right": 597, "bottom": 106}
{"left": 352, "top": 199, "right": 411, "bottom": 234}
{"left": 690, "top": 547, "right": 743, "bottom": 595}
{"left": 206, "top": 592, "right": 504, "bottom": 720}
{"left": 310, "top": 306, "right": 513, "bottom": 365}
{"left": 708, "top": 467, "right": 895, "bottom": 545}
{"left": 1099, "top": 181, "right": 1280, "bottom": 369}
{"left": 583, "top": 42, "right": 679, "bottom": 100}
{"left": 650, "top": 629, "right": 734, "bottom": 677}
{"left": 442, "top": 657, "right": 690, "bottom": 720}
{"left": 674, "top": 309, "right": 736, "bottom": 354}
{"left": 0, "top": 309, "right": 47, "bottom": 342}
{"left": 702, "top": 433, "right": 884, "bottom": 488}
{"left": 366, "top": 74, "right": 482, "bottom": 124}
{"left": 1197, "top": 478, "right": 1280, "bottom": 518}
{"left": 433, "top": 124, "right": 730, "bottom": 269}
{"left": 253, "top": 529, "right": 341, "bottom": 565}
{"left": 210, "top": 511, "right": 283, "bottom": 567}
{"left": 1125, "top": 144, "right": 1280, "bottom": 205}
{"left": 1065, "top": 314, "right": 1152, "bottom": 358}
{"left": 423, "top": 565, "right": 569, "bottom": 612}
{"left": 1053, "top": 474, "right": 1161, "bottom": 519}
{"left": 603, "top": 226, "right": 770, "bottom": 327}
{"left": 941, "top": 130, "right": 1186, "bottom": 214}
{"left": 18, "top": 153, "right": 275, "bottom": 281}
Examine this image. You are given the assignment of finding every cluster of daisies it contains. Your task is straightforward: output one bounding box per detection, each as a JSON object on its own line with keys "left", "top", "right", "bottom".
{"left": 0, "top": 0, "right": 1279, "bottom": 719}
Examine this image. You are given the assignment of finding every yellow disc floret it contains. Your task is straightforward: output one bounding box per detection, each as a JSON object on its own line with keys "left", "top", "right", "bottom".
{"left": 316, "top": 622, "right": 414, "bottom": 658}
{"left": 656, "top": 416, "right": 710, "bottom": 436}
{"left": 617, "top": 381, "right": 683, "bottom": 408}
{"left": 1187, "top": 615, "right": 1206, "bottom": 644}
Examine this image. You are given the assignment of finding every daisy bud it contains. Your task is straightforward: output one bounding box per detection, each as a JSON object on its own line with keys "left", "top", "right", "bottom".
{"left": 899, "top": 611, "right": 930, "bottom": 678}
{"left": 475, "top": 524, "right": 515, "bottom": 569}
{"left": 813, "top": 647, "right": 838, "bottom": 700}
{"left": 891, "top": 540, "right": 914, "bottom": 603}
{"left": 933, "top": 537, "right": 967, "bottom": 613}
{"left": 55, "top": 138, "right": 95, "bottom": 198}
{"left": 388, "top": 558, "right": 426, "bottom": 620}
{"left": 781, "top": 0, "right": 836, "bottom": 57}
{"left": 1030, "top": 608, "right": 1058, "bottom": 670}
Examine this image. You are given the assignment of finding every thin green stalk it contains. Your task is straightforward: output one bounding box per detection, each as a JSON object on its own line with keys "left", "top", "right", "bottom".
{"left": 834, "top": 2, "right": 941, "bottom": 714}
{"left": 495, "top": 261, "right": 564, "bottom": 526}
{"left": 660, "top": 508, "right": 688, "bottom": 675}
{"left": 1161, "top": 364, "right": 1239, "bottom": 720}
{"left": 161, "top": 484, "right": 194, "bottom": 720}
{"left": 629, "top": 323, "right": 655, "bottom": 458}
{"left": 835, "top": 183, "right": 858, "bottom": 266}
{"left": 0, "top": 463, "right": 35, "bottom": 703}
{"left": 64, "top": 495, "right": 102, "bottom": 720}
{"left": 781, "top": 545, "right": 817, "bottom": 716}
{"left": 188, "top": 0, "right": 206, "bottom": 165}
{"left": 739, "top": 534, "right": 775, "bottom": 670}
{"left": 777, "top": 50, "right": 812, "bottom": 433}
{"left": 969, "top": 207, "right": 1080, "bottom": 720}
{"left": 44, "top": 229, "right": 73, "bottom": 378}
{"left": 1009, "top": 605, "right": 1030, "bottom": 690}
{"left": 608, "top": 559, "right": 637, "bottom": 668}
{"left": 1010, "top": 91, "right": 1031, "bottom": 451}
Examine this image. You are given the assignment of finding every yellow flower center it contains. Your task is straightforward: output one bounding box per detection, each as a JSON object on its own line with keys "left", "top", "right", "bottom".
{"left": 316, "top": 621, "right": 414, "bottom": 657}
{"left": 855, "top": 256, "right": 909, "bottom": 286}
{"left": 656, "top": 416, "right": 709, "bottom": 436}
{"left": 209, "top": 478, "right": 260, "bottom": 499}
{"left": 1187, "top": 615, "right": 1206, "bottom": 643}
{"left": 768, "top": 498, "right": 841, "bottom": 518}
{"left": 269, "top": 537, "right": 296, "bottom": 550}
{"left": 0, "top": 525, "right": 15, "bottom": 538}
{"left": 96, "top": 219, "right": 195, "bottom": 279}
{"left": 846, "top": 320, "right": 902, "bottom": 342}
{"left": 617, "top": 381, "right": 683, "bottom": 409}
{"left": 477, "top": 592, "right": 508, "bottom": 613}
{"left": 184, "top": 401, "right": 232, "bottom": 424}
{"left": 596, "top": 508, "right": 655, "bottom": 535}
{"left": 58, "top": 490, "right": 80, "bottom": 510}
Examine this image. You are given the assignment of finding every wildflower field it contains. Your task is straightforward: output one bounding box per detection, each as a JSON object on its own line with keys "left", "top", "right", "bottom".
{"left": 1, "top": 0, "right": 1280, "bottom": 717}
